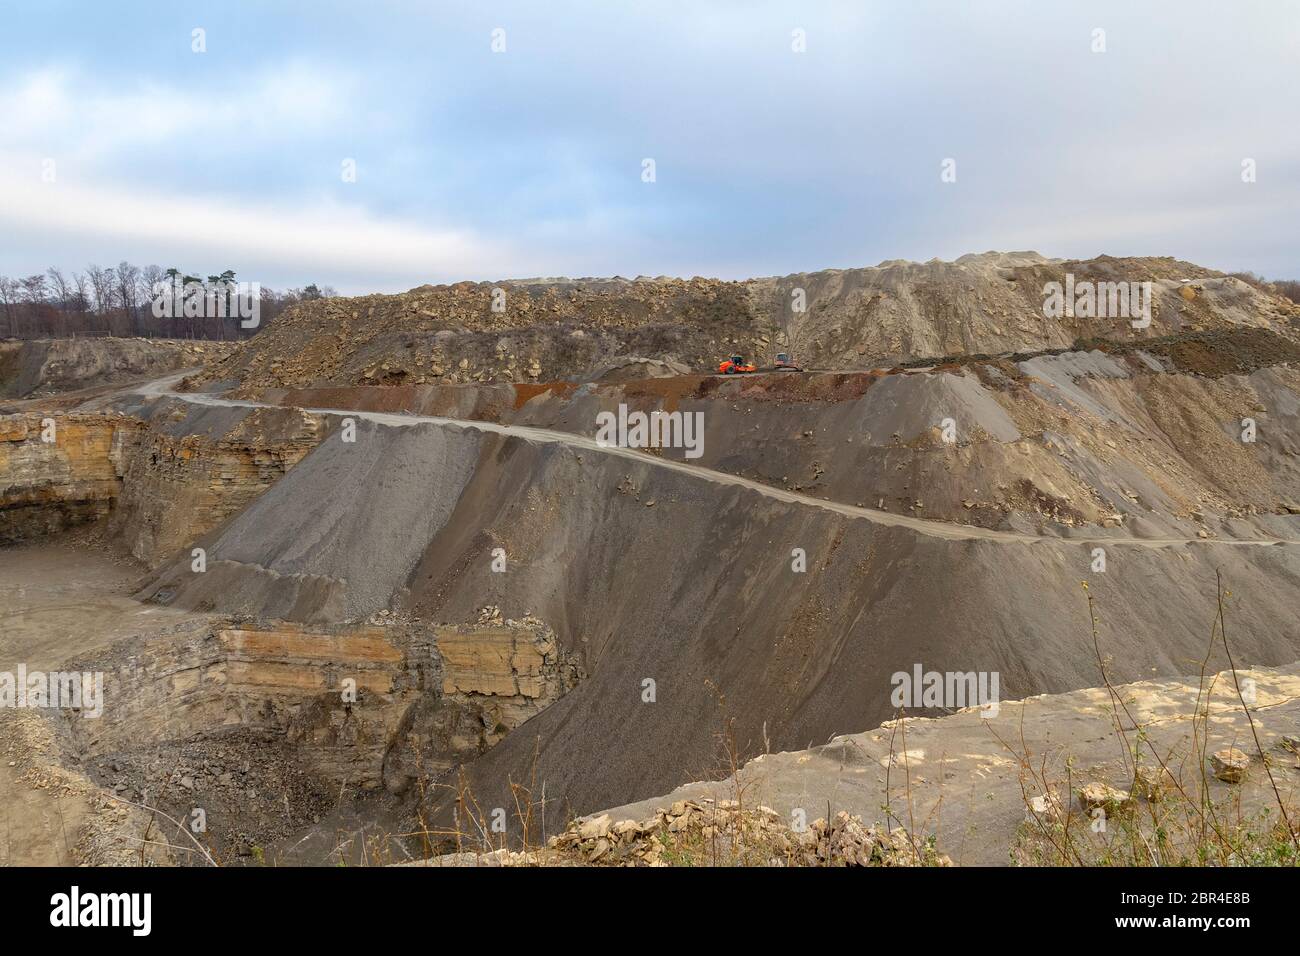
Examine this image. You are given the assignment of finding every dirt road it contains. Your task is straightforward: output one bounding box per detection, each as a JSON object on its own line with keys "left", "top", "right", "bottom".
{"left": 136, "top": 373, "right": 1297, "bottom": 550}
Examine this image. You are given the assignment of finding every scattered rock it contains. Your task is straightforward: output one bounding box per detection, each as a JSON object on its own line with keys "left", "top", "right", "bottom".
{"left": 1074, "top": 782, "right": 1132, "bottom": 815}
{"left": 1133, "top": 765, "right": 1177, "bottom": 802}
{"left": 547, "top": 800, "right": 949, "bottom": 867}
{"left": 1026, "top": 790, "right": 1063, "bottom": 822}
{"left": 1210, "top": 748, "right": 1250, "bottom": 783}
{"left": 577, "top": 814, "right": 611, "bottom": 841}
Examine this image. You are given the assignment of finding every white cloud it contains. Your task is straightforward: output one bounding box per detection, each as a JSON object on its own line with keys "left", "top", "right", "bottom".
{"left": 0, "top": 156, "right": 531, "bottom": 290}
{"left": 0, "top": 62, "right": 549, "bottom": 289}
{"left": 0, "top": 62, "right": 353, "bottom": 164}
{"left": 2, "top": 3, "right": 1298, "bottom": 286}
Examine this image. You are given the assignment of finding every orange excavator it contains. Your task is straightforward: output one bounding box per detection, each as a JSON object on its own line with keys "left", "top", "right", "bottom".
{"left": 718, "top": 354, "right": 757, "bottom": 374}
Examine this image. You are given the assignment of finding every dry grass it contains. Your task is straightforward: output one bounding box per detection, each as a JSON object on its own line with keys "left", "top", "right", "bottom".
{"left": 1004, "top": 573, "right": 1299, "bottom": 867}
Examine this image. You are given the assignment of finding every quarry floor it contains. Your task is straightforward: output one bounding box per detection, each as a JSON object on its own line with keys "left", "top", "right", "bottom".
{"left": 0, "top": 539, "right": 173, "bottom": 865}
{"left": 0, "top": 537, "right": 190, "bottom": 671}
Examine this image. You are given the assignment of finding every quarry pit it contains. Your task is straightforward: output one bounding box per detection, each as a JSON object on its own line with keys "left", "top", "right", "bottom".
{"left": 3, "top": 255, "right": 1300, "bottom": 867}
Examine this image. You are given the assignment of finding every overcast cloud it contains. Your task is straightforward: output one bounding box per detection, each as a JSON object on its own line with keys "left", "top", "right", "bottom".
{"left": 1, "top": 0, "right": 1296, "bottom": 293}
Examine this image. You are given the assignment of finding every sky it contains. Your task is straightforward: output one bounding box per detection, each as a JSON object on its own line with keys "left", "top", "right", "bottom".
{"left": 1, "top": 0, "right": 1297, "bottom": 294}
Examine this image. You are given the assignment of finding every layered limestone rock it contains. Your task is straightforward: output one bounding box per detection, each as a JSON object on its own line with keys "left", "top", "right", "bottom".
{"left": 0, "top": 403, "right": 322, "bottom": 561}
{"left": 0, "top": 405, "right": 320, "bottom": 556}
{"left": 437, "top": 620, "right": 578, "bottom": 722}
{"left": 0, "top": 412, "right": 140, "bottom": 542}
{"left": 68, "top": 617, "right": 582, "bottom": 793}
{"left": 108, "top": 406, "right": 323, "bottom": 565}
{"left": 384, "top": 616, "right": 585, "bottom": 791}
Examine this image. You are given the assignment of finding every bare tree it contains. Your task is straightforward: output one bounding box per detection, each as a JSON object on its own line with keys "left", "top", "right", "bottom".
{"left": 16, "top": 276, "right": 49, "bottom": 339}
{"left": 138, "top": 264, "right": 164, "bottom": 337}
{"left": 45, "top": 268, "right": 71, "bottom": 309}
{"left": 115, "top": 261, "right": 141, "bottom": 335}
{"left": 1275, "top": 279, "right": 1300, "bottom": 304}
{"left": 70, "top": 272, "right": 91, "bottom": 316}
{"left": 0, "top": 259, "right": 313, "bottom": 340}
{"left": 87, "top": 264, "right": 115, "bottom": 317}
{"left": 44, "top": 268, "right": 72, "bottom": 335}
{"left": 0, "top": 276, "right": 17, "bottom": 337}
{"left": 19, "top": 274, "right": 48, "bottom": 305}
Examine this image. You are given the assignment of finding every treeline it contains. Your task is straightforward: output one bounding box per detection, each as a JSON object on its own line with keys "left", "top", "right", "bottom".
{"left": 0, "top": 263, "right": 337, "bottom": 341}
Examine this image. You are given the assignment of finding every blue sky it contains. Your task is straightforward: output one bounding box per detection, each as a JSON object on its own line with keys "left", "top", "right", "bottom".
{"left": 1, "top": 1, "right": 1296, "bottom": 293}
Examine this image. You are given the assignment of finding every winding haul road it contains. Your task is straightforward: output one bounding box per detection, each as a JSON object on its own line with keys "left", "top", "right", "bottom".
{"left": 135, "top": 373, "right": 1295, "bottom": 550}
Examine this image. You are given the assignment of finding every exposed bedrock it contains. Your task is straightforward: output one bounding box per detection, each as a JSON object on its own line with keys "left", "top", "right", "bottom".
{"left": 131, "top": 416, "right": 1300, "bottom": 823}
{"left": 0, "top": 402, "right": 323, "bottom": 559}
{"left": 67, "top": 617, "right": 582, "bottom": 796}
{"left": 107, "top": 401, "right": 324, "bottom": 565}
{"left": 0, "top": 412, "right": 138, "bottom": 542}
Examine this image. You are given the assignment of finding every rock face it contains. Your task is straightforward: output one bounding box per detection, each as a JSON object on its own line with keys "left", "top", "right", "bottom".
{"left": 0, "top": 412, "right": 139, "bottom": 542}
{"left": 384, "top": 617, "right": 584, "bottom": 790}
{"left": 0, "top": 401, "right": 321, "bottom": 553}
{"left": 71, "top": 617, "right": 582, "bottom": 794}
{"left": 184, "top": 253, "right": 1300, "bottom": 391}
{"left": 107, "top": 402, "right": 323, "bottom": 565}
{"left": 436, "top": 620, "right": 581, "bottom": 722}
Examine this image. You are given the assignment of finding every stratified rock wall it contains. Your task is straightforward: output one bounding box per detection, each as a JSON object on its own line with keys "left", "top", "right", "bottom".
{"left": 107, "top": 406, "right": 323, "bottom": 565}
{"left": 0, "top": 412, "right": 139, "bottom": 542}
{"left": 74, "top": 617, "right": 582, "bottom": 793}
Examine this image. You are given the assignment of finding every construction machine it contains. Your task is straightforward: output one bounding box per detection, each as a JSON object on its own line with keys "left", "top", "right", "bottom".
{"left": 773, "top": 352, "right": 802, "bottom": 371}
{"left": 718, "top": 354, "right": 757, "bottom": 374}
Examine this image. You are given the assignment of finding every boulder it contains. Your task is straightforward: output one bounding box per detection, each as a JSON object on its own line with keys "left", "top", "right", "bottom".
{"left": 1210, "top": 748, "right": 1250, "bottom": 783}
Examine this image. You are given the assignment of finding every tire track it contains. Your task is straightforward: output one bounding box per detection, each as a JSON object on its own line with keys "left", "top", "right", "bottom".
{"left": 134, "top": 373, "right": 1295, "bottom": 550}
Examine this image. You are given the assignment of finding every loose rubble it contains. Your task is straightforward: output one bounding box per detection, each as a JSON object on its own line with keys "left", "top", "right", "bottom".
{"left": 544, "top": 799, "right": 951, "bottom": 867}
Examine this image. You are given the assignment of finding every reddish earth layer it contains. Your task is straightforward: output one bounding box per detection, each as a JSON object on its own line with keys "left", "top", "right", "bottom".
{"left": 219, "top": 337, "right": 1300, "bottom": 539}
